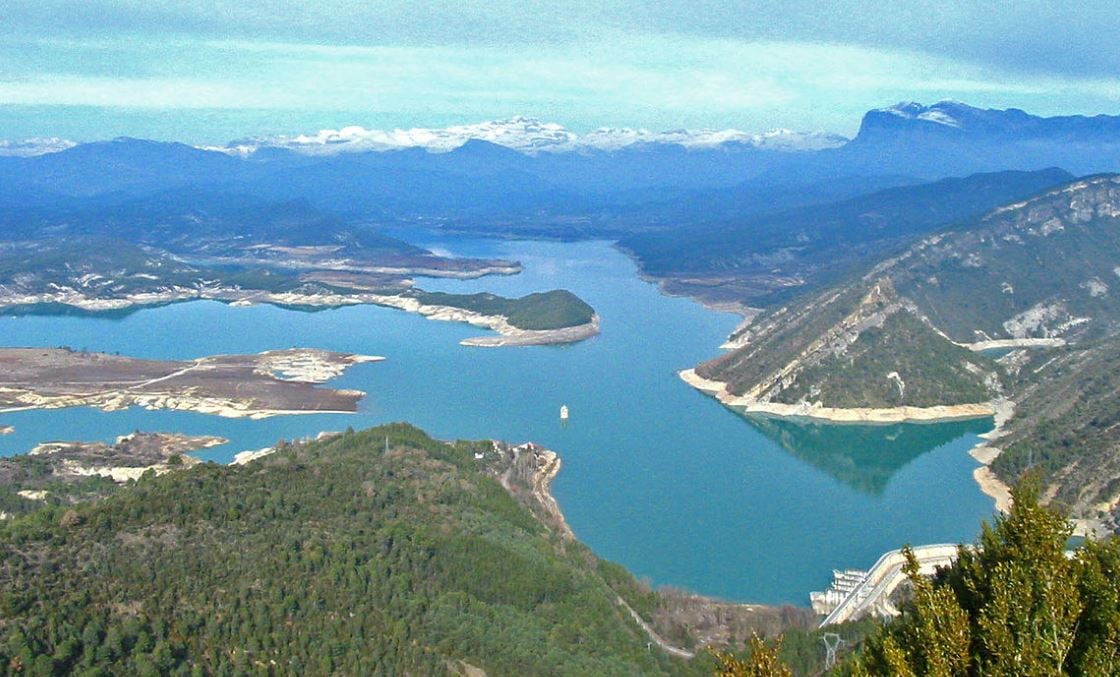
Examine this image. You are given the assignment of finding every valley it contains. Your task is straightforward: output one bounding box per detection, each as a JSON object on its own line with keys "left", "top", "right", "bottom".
{"left": 5, "top": 96, "right": 1120, "bottom": 672}
{"left": 0, "top": 237, "right": 995, "bottom": 607}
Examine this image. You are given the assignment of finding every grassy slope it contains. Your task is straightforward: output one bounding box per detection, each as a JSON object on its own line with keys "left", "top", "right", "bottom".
{"left": 698, "top": 283, "right": 872, "bottom": 396}
{"left": 699, "top": 281, "right": 995, "bottom": 408}
{"left": 772, "top": 311, "right": 994, "bottom": 408}
{"left": 0, "top": 424, "right": 703, "bottom": 676}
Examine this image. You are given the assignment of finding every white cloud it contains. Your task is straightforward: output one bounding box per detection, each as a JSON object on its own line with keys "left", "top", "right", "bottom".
{"left": 2, "top": 32, "right": 1120, "bottom": 139}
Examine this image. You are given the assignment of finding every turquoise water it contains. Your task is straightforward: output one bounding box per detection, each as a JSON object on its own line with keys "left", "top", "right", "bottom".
{"left": 0, "top": 235, "right": 995, "bottom": 605}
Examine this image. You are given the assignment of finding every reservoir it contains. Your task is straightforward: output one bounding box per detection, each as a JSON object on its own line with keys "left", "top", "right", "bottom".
{"left": 0, "top": 234, "right": 994, "bottom": 604}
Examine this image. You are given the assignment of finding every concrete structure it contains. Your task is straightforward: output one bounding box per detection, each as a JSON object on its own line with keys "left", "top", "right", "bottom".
{"left": 811, "top": 569, "right": 868, "bottom": 615}
{"left": 817, "top": 544, "right": 961, "bottom": 627}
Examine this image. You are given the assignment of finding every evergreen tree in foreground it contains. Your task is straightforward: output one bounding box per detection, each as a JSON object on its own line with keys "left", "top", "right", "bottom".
{"left": 714, "top": 481, "right": 1120, "bottom": 676}
{"left": 853, "top": 481, "right": 1120, "bottom": 676}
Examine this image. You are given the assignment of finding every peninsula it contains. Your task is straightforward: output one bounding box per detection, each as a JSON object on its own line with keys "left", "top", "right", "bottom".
{"left": 0, "top": 240, "right": 600, "bottom": 346}
{"left": 370, "top": 289, "right": 599, "bottom": 346}
{"left": 0, "top": 347, "right": 380, "bottom": 418}
{"left": 680, "top": 175, "right": 1120, "bottom": 527}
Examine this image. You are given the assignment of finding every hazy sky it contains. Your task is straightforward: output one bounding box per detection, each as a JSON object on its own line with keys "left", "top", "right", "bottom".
{"left": 2, "top": 0, "right": 1119, "bottom": 143}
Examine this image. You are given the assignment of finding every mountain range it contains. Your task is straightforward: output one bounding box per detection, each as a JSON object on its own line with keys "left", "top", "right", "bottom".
{"left": 3, "top": 102, "right": 1120, "bottom": 227}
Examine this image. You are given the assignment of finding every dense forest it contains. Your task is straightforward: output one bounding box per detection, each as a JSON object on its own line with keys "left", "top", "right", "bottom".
{"left": 0, "top": 424, "right": 700, "bottom": 675}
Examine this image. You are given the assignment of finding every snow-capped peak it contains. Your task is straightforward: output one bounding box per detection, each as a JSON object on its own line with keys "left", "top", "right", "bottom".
{"left": 217, "top": 118, "right": 847, "bottom": 157}
{"left": 876, "top": 101, "right": 975, "bottom": 128}
{"left": 0, "top": 137, "right": 77, "bottom": 157}
{"left": 224, "top": 117, "right": 577, "bottom": 157}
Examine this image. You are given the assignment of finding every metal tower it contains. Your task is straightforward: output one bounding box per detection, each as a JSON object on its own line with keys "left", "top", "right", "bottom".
{"left": 822, "top": 632, "right": 844, "bottom": 670}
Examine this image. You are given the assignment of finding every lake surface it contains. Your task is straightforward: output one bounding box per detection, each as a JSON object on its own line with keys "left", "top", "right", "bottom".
{"left": 0, "top": 233, "right": 995, "bottom": 605}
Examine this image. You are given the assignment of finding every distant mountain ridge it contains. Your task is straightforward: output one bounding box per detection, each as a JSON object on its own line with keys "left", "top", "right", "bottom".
{"left": 3, "top": 101, "right": 1120, "bottom": 225}
{"left": 3, "top": 117, "right": 846, "bottom": 158}
{"left": 621, "top": 167, "right": 1075, "bottom": 305}
{"left": 215, "top": 116, "right": 850, "bottom": 157}
{"left": 827, "top": 101, "right": 1120, "bottom": 178}
{"left": 10, "top": 102, "right": 1120, "bottom": 163}
{"left": 857, "top": 101, "right": 1120, "bottom": 141}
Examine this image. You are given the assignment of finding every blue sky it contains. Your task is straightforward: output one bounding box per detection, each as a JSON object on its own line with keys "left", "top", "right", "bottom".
{"left": 2, "top": 0, "right": 1119, "bottom": 143}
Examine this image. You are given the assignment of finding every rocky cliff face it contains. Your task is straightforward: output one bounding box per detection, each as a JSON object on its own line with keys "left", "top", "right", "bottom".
{"left": 891, "top": 175, "right": 1120, "bottom": 343}
{"left": 704, "top": 175, "right": 1120, "bottom": 400}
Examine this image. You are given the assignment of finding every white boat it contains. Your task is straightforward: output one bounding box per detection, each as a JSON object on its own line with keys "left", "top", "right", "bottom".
{"left": 560, "top": 405, "right": 569, "bottom": 421}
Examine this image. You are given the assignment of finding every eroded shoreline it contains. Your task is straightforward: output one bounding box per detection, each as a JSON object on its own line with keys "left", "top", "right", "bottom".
{"left": 680, "top": 368, "right": 995, "bottom": 424}
{"left": 0, "top": 289, "right": 599, "bottom": 347}
{"left": 361, "top": 295, "right": 599, "bottom": 346}
{"left": 966, "top": 399, "right": 1016, "bottom": 515}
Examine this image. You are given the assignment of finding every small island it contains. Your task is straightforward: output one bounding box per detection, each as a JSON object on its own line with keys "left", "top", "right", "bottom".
{"left": 381, "top": 289, "right": 600, "bottom": 346}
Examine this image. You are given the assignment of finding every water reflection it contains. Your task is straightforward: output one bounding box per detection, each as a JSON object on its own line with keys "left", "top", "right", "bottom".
{"left": 744, "top": 414, "right": 994, "bottom": 494}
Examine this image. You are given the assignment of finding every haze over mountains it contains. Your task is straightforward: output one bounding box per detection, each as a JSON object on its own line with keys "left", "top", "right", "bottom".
{"left": 4, "top": 102, "right": 1120, "bottom": 220}
{"left": 221, "top": 117, "right": 850, "bottom": 156}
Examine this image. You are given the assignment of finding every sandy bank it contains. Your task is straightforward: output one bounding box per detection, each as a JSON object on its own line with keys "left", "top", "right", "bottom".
{"left": 232, "top": 448, "right": 277, "bottom": 466}
{"left": 528, "top": 447, "right": 575, "bottom": 541}
{"left": 966, "top": 399, "right": 1016, "bottom": 514}
{"left": 716, "top": 307, "right": 763, "bottom": 350}
{"left": 461, "top": 315, "right": 600, "bottom": 347}
{"left": 972, "top": 465, "right": 1013, "bottom": 514}
{"left": 494, "top": 442, "right": 576, "bottom": 540}
{"left": 680, "top": 368, "right": 995, "bottom": 424}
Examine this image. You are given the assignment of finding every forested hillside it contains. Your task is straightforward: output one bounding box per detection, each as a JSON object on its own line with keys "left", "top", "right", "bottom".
{"left": 0, "top": 425, "right": 704, "bottom": 676}
{"left": 991, "top": 334, "right": 1120, "bottom": 518}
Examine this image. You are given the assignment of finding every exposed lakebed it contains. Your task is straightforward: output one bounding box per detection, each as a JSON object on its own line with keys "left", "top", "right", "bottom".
{"left": 0, "top": 233, "right": 994, "bottom": 604}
